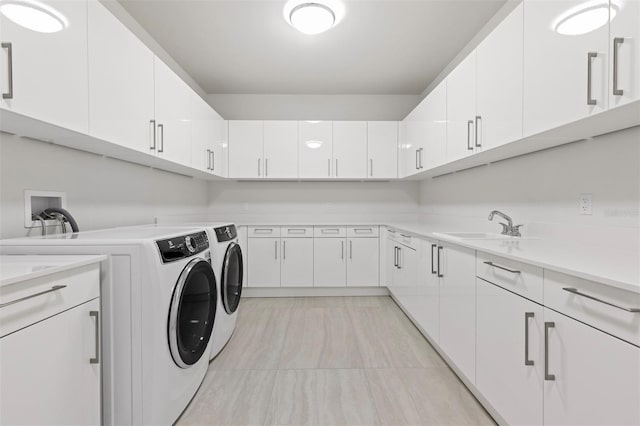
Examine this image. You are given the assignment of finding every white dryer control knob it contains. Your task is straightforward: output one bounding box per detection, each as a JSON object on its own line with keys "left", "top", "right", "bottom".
{"left": 185, "top": 236, "right": 196, "bottom": 253}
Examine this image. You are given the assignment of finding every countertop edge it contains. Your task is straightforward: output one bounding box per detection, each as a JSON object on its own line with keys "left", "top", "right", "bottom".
{"left": 0, "top": 255, "right": 107, "bottom": 287}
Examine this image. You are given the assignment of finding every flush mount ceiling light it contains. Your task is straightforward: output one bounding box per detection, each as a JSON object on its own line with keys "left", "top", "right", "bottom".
{"left": 553, "top": 0, "right": 618, "bottom": 35}
{"left": 305, "top": 140, "right": 323, "bottom": 149}
{"left": 284, "top": 0, "right": 344, "bottom": 35}
{"left": 0, "top": 0, "right": 68, "bottom": 33}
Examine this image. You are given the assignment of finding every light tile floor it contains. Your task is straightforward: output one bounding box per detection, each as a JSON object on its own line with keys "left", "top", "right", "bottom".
{"left": 177, "top": 296, "right": 495, "bottom": 426}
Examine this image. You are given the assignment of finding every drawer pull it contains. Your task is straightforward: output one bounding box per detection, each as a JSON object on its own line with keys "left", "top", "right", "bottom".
{"left": 321, "top": 229, "right": 340, "bottom": 234}
{"left": 484, "top": 261, "right": 521, "bottom": 274}
{"left": 353, "top": 228, "right": 372, "bottom": 233}
{"left": 562, "top": 287, "right": 640, "bottom": 313}
{"left": 254, "top": 228, "right": 273, "bottom": 234}
{"left": 287, "top": 228, "right": 306, "bottom": 234}
{"left": 0, "top": 285, "right": 67, "bottom": 308}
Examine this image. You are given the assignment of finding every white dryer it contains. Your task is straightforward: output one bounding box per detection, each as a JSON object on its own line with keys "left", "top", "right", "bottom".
{"left": 0, "top": 226, "right": 217, "bottom": 425}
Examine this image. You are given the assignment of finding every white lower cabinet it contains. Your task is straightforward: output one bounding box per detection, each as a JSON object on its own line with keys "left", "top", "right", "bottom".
{"left": 415, "top": 238, "right": 440, "bottom": 342}
{"left": 281, "top": 237, "right": 313, "bottom": 287}
{"left": 476, "top": 278, "right": 544, "bottom": 425}
{"left": 387, "top": 239, "right": 418, "bottom": 308}
{"left": 346, "top": 238, "right": 379, "bottom": 286}
{"left": 247, "top": 237, "right": 280, "bottom": 287}
{"left": 1, "top": 298, "right": 101, "bottom": 425}
{"left": 313, "top": 238, "right": 346, "bottom": 287}
{"left": 543, "top": 308, "right": 640, "bottom": 426}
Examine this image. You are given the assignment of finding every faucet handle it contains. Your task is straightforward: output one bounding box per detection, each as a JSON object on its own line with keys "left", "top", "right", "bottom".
{"left": 512, "top": 224, "right": 524, "bottom": 237}
{"left": 499, "top": 222, "right": 510, "bottom": 235}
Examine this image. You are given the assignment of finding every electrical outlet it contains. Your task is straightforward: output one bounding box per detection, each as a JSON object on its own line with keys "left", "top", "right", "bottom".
{"left": 579, "top": 193, "right": 593, "bottom": 215}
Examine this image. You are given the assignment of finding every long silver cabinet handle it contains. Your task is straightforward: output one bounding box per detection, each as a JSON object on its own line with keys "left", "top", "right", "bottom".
{"left": 211, "top": 151, "right": 215, "bottom": 171}
{"left": 397, "top": 247, "right": 402, "bottom": 269}
{"left": 431, "top": 244, "right": 437, "bottom": 275}
{"left": 562, "top": 287, "right": 640, "bottom": 313}
{"left": 437, "top": 246, "right": 444, "bottom": 278}
{"left": 274, "top": 241, "right": 277, "bottom": 259}
{"left": 335, "top": 158, "right": 338, "bottom": 177}
{"left": 0, "top": 285, "right": 67, "bottom": 308}
{"left": 265, "top": 158, "right": 268, "bottom": 177}
{"left": 341, "top": 240, "right": 344, "bottom": 260}
{"left": 419, "top": 148, "right": 424, "bottom": 169}
{"left": 394, "top": 246, "right": 398, "bottom": 267}
{"left": 587, "top": 52, "right": 598, "bottom": 105}
{"left": 544, "top": 322, "right": 555, "bottom": 381}
{"left": 370, "top": 159, "right": 373, "bottom": 176}
{"left": 2, "top": 42, "right": 13, "bottom": 99}
{"left": 525, "top": 312, "right": 534, "bottom": 366}
{"left": 475, "top": 116, "right": 482, "bottom": 148}
{"left": 613, "top": 37, "right": 624, "bottom": 96}
{"left": 149, "top": 120, "right": 156, "bottom": 150}
{"left": 349, "top": 240, "right": 353, "bottom": 260}
{"left": 415, "top": 149, "right": 419, "bottom": 170}
{"left": 484, "top": 261, "right": 521, "bottom": 274}
{"left": 157, "top": 124, "right": 164, "bottom": 153}
{"left": 206, "top": 149, "right": 211, "bottom": 170}
{"left": 283, "top": 240, "right": 286, "bottom": 261}
{"left": 258, "top": 158, "right": 261, "bottom": 176}
{"left": 467, "top": 120, "right": 474, "bottom": 150}
{"left": 90, "top": 311, "right": 100, "bottom": 364}
{"left": 328, "top": 158, "right": 331, "bottom": 176}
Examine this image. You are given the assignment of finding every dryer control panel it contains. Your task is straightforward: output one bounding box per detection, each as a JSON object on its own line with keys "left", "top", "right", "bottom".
{"left": 214, "top": 225, "right": 237, "bottom": 242}
{"left": 156, "top": 231, "right": 209, "bottom": 263}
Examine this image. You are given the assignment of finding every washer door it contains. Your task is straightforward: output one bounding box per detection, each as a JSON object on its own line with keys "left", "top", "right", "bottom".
{"left": 221, "top": 242, "right": 243, "bottom": 314}
{"left": 168, "top": 258, "right": 217, "bottom": 368}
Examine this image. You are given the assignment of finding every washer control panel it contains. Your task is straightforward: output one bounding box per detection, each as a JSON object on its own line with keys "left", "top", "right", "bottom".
{"left": 156, "top": 231, "right": 209, "bottom": 263}
{"left": 214, "top": 224, "right": 237, "bottom": 242}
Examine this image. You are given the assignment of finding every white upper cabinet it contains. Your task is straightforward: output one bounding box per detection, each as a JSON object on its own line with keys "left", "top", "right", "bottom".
{"left": 476, "top": 3, "right": 524, "bottom": 150}
{"left": 446, "top": 51, "right": 477, "bottom": 162}
{"left": 421, "top": 81, "right": 447, "bottom": 169}
{"left": 88, "top": 0, "right": 154, "bottom": 154}
{"left": 191, "top": 96, "right": 223, "bottom": 175}
{"left": 367, "top": 121, "right": 398, "bottom": 179}
{"left": 609, "top": 0, "right": 640, "bottom": 108}
{"left": 263, "top": 121, "right": 298, "bottom": 179}
{"left": 397, "top": 121, "right": 409, "bottom": 178}
{"left": 523, "top": 0, "right": 609, "bottom": 136}
{"left": 403, "top": 103, "right": 428, "bottom": 176}
{"left": 153, "top": 57, "right": 193, "bottom": 166}
{"left": 333, "top": 121, "right": 367, "bottom": 178}
{"left": 298, "top": 121, "right": 333, "bottom": 179}
{"left": 0, "top": 0, "right": 88, "bottom": 134}
{"left": 228, "top": 120, "right": 264, "bottom": 178}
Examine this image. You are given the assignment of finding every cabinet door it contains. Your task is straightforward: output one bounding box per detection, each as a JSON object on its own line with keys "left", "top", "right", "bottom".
{"left": 446, "top": 51, "right": 477, "bottom": 162}
{"left": 210, "top": 113, "right": 225, "bottom": 176}
{"left": 154, "top": 57, "right": 192, "bottom": 166}
{"left": 404, "top": 109, "right": 427, "bottom": 175}
{"left": 422, "top": 81, "right": 447, "bottom": 169}
{"left": 263, "top": 120, "right": 298, "bottom": 178}
{"left": 88, "top": 1, "right": 155, "bottom": 153}
{"left": 228, "top": 120, "right": 263, "bottom": 178}
{"left": 333, "top": 121, "right": 367, "bottom": 178}
{"left": 313, "top": 238, "right": 346, "bottom": 287}
{"left": 281, "top": 238, "right": 313, "bottom": 287}
{"left": 477, "top": 3, "right": 523, "bottom": 150}
{"left": 609, "top": 0, "right": 640, "bottom": 108}
{"left": 543, "top": 308, "right": 640, "bottom": 426}
{"left": 0, "top": 299, "right": 100, "bottom": 425}
{"left": 247, "top": 238, "right": 280, "bottom": 287}
{"left": 191, "top": 96, "right": 220, "bottom": 173}
{"left": 298, "top": 121, "right": 333, "bottom": 179}
{"left": 415, "top": 239, "right": 440, "bottom": 342}
{"left": 476, "top": 279, "right": 544, "bottom": 426}
{"left": 346, "top": 238, "right": 379, "bottom": 286}
{"left": 523, "top": 0, "right": 609, "bottom": 136}
{"left": 0, "top": 0, "right": 88, "bottom": 134}
{"left": 439, "top": 242, "right": 477, "bottom": 381}
{"left": 367, "top": 121, "right": 398, "bottom": 178}
{"left": 392, "top": 243, "right": 420, "bottom": 321}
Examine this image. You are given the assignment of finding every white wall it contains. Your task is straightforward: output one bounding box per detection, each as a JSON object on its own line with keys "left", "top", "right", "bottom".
{"left": 0, "top": 133, "right": 209, "bottom": 239}
{"left": 206, "top": 94, "right": 421, "bottom": 121}
{"left": 418, "top": 126, "right": 640, "bottom": 248}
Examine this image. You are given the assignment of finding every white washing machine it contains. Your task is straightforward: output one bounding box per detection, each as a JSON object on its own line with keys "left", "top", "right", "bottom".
{"left": 0, "top": 226, "right": 217, "bottom": 425}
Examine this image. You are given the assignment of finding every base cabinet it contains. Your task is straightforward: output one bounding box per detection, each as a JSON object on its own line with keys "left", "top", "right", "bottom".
{"left": 313, "top": 238, "right": 346, "bottom": 287}
{"left": 346, "top": 238, "right": 379, "bottom": 286}
{"left": 247, "top": 238, "right": 280, "bottom": 287}
{"left": 281, "top": 238, "right": 313, "bottom": 287}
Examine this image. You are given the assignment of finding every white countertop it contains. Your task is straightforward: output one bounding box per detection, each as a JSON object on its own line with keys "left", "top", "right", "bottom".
{"left": 386, "top": 222, "right": 640, "bottom": 294}
{"left": 0, "top": 255, "right": 107, "bottom": 287}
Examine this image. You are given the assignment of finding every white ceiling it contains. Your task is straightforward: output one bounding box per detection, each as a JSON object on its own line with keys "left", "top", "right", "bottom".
{"left": 118, "top": 0, "right": 506, "bottom": 95}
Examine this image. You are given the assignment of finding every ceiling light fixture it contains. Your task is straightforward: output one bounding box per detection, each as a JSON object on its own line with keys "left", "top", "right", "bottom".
{"left": 0, "top": 0, "right": 68, "bottom": 33}
{"left": 305, "top": 140, "right": 323, "bottom": 149}
{"left": 284, "top": 0, "right": 344, "bottom": 35}
{"left": 553, "top": 0, "right": 618, "bottom": 35}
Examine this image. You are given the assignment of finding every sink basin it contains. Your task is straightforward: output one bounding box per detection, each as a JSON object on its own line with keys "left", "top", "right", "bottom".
{"left": 434, "top": 232, "right": 517, "bottom": 240}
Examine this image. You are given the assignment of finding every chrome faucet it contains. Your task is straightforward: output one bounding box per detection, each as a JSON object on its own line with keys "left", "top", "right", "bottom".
{"left": 488, "top": 210, "right": 523, "bottom": 237}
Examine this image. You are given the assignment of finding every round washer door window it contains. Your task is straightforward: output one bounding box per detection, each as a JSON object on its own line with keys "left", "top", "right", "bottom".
{"left": 222, "top": 242, "right": 243, "bottom": 314}
{"left": 168, "top": 258, "right": 217, "bottom": 368}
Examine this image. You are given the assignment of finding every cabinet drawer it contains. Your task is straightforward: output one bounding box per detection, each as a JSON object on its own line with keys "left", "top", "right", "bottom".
{"left": 387, "top": 229, "right": 418, "bottom": 250}
{"left": 347, "top": 226, "right": 379, "bottom": 238}
{"left": 544, "top": 271, "right": 640, "bottom": 346}
{"left": 281, "top": 226, "right": 313, "bottom": 238}
{"left": 477, "top": 252, "right": 543, "bottom": 303}
{"left": 248, "top": 226, "right": 281, "bottom": 238}
{"left": 0, "top": 264, "right": 100, "bottom": 337}
{"left": 314, "top": 226, "right": 346, "bottom": 238}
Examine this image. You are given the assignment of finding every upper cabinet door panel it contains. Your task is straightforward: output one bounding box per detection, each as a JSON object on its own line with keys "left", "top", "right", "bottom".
{"left": 609, "top": 0, "right": 640, "bottom": 107}
{"left": 333, "top": 121, "right": 367, "bottom": 178}
{"left": 367, "top": 121, "right": 398, "bottom": 179}
{"left": 0, "top": 0, "right": 88, "bottom": 134}
{"left": 422, "top": 81, "right": 447, "bottom": 169}
{"left": 88, "top": 0, "right": 155, "bottom": 154}
{"left": 477, "top": 3, "right": 524, "bottom": 150}
{"left": 298, "top": 121, "right": 333, "bottom": 179}
{"left": 523, "top": 0, "right": 609, "bottom": 137}
{"left": 228, "top": 120, "right": 263, "bottom": 178}
{"left": 446, "top": 51, "right": 477, "bottom": 162}
{"left": 263, "top": 120, "right": 298, "bottom": 179}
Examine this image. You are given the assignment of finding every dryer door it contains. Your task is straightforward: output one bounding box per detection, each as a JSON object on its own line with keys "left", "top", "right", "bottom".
{"left": 168, "top": 258, "right": 217, "bottom": 368}
{"left": 221, "top": 242, "right": 243, "bottom": 314}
